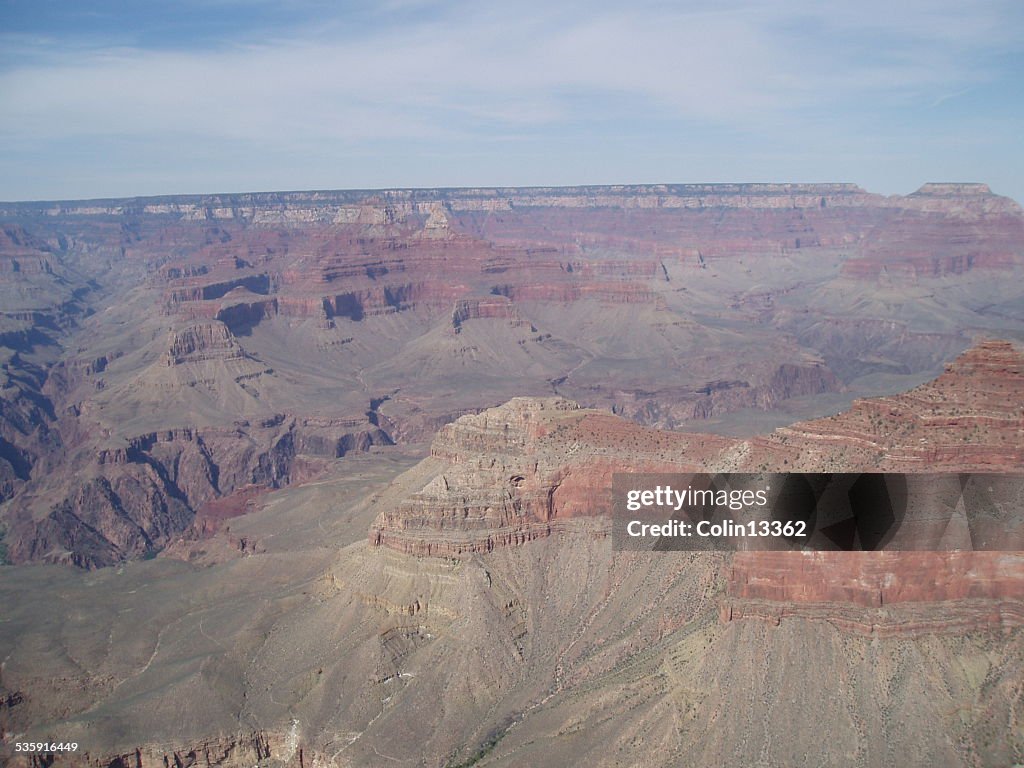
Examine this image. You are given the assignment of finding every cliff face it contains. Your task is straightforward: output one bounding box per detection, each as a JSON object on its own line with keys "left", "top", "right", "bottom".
{"left": 0, "top": 183, "right": 877, "bottom": 218}
{"left": 371, "top": 340, "right": 1024, "bottom": 634}
{"left": 745, "top": 339, "right": 1024, "bottom": 472}
{"left": 370, "top": 397, "right": 734, "bottom": 557}
{"left": 373, "top": 340, "right": 1023, "bottom": 550}
{"left": 722, "top": 551, "right": 1024, "bottom": 636}
{"left": 12, "top": 181, "right": 1021, "bottom": 336}
{"left": 6, "top": 413, "right": 391, "bottom": 567}
{"left": 715, "top": 339, "right": 1024, "bottom": 631}
{"left": 8, "top": 181, "right": 1020, "bottom": 220}
{"left": 164, "top": 321, "right": 244, "bottom": 364}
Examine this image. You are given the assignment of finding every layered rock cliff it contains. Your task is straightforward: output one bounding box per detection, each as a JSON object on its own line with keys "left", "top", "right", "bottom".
{"left": 371, "top": 340, "right": 1024, "bottom": 634}
{"left": 743, "top": 339, "right": 1024, "bottom": 472}
{"left": 370, "top": 397, "right": 733, "bottom": 556}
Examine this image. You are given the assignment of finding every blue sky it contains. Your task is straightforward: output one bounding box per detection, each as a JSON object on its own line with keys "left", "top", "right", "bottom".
{"left": 1, "top": 0, "right": 1022, "bottom": 202}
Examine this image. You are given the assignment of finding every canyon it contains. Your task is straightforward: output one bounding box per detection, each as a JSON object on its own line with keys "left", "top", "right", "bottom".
{"left": 2, "top": 182, "right": 1022, "bottom": 566}
{"left": 0, "top": 183, "right": 1022, "bottom": 766}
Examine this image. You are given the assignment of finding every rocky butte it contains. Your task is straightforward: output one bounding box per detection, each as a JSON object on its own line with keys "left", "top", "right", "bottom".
{"left": 371, "top": 340, "right": 1024, "bottom": 630}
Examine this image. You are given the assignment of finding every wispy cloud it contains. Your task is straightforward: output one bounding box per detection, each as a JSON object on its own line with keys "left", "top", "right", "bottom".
{"left": 0, "top": 0, "right": 1021, "bottom": 199}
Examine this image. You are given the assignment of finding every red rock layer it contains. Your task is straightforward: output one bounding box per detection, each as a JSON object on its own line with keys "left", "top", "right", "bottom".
{"left": 719, "top": 596, "right": 1023, "bottom": 636}
{"left": 728, "top": 340, "right": 1024, "bottom": 629}
{"left": 726, "top": 551, "right": 1024, "bottom": 607}
{"left": 373, "top": 341, "right": 1023, "bottom": 555}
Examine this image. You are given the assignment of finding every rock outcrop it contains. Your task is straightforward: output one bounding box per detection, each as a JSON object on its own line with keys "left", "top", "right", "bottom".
{"left": 373, "top": 340, "right": 1023, "bottom": 554}
{"left": 164, "top": 321, "right": 243, "bottom": 365}
{"left": 744, "top": 339, "right": 1024, "bottom": 472}
{"left": 5, "top": 413, "right": 391, "bottom": 567}
{"left": 370, "top": 397, "right": 734, "bottom": 556}
{"left": 371, "top": 341, "right": 1024, "bottom": 634}
{"left": 7, "top": 731, "right": 283, "bottom": 768}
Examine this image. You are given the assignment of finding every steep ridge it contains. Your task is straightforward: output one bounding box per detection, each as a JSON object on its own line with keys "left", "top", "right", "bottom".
{"left": 4, "top": 411, "right": 391, "bottom": 567}
{"left": 0, "top": 225, "right": 95, "bottom": 512}
{"left": 372, "top": 339, "right": 1023, "bottom": 545}
{"left": 1, "top": 314, "right": 391, "bottom": 567}
{"left": 370, "top": 397, "right": 732, "bottom": 556}
{"left": 371, "top": 340, "right": 1024, "bottom": 629}
{"left": 743, "top": 339, "right": 1024, "bottom": 471}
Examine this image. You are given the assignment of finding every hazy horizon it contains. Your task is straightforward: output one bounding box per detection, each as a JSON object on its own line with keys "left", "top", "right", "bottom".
{"left": 1, "top": 179, "right": 1019, "bottom": 207}
{"left": 2, "top": 0, "right": 1022, "bottom": 203}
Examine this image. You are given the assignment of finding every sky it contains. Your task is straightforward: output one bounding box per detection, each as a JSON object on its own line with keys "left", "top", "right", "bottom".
{"left": 1, "top": 0, "right": 1022, "bottom": 202}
